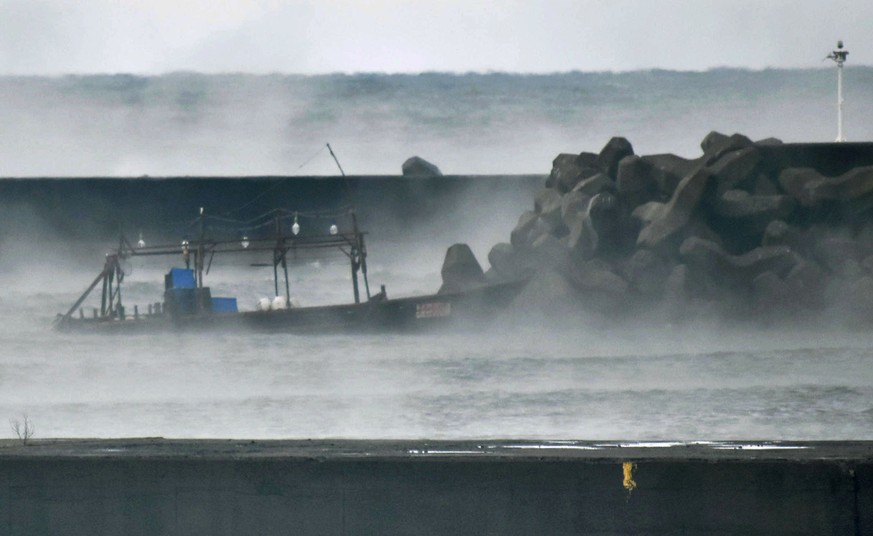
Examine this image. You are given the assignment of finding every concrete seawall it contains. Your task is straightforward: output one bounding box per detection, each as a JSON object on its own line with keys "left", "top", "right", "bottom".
{"left": 0, "top": 175, "right": 544, "bottom": 244}
{"left": 2, "top": 439, "right": 871, "bottom": 535}
{"left": 2, "top": 142, "right": 872, "bottom": 244}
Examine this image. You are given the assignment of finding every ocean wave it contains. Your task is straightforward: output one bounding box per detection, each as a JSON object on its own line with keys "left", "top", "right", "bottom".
{"left": 2, "top": 69, "right": 872, "bottom": 176}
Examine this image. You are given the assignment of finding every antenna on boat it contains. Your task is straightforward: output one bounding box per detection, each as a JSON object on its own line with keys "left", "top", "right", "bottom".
{"left": 327, "top": 143, "right": 346, "bottom": 176}
{"left": 826, "top": 40, "right": 849, "bottom": 142}
{"left": 324, "top": 143, "right": 358, "bottom": 231}
{"left": 223, "top": 143, "right": 347, "bottom": 217}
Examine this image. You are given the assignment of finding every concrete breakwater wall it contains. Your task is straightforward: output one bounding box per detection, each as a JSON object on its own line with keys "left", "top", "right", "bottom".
{"left": 4, "top": 137, "right": 873, "bottom": 246}
{"left": 1, "top": 439, "right": 872, "bottom": 536}
{"left": 0, "top": 175, "right": 544, "bottom": 244}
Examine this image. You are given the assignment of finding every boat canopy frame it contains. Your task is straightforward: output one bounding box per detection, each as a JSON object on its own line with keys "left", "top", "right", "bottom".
{"left": 59, "top": 207, "right": 372, "bottom": 324}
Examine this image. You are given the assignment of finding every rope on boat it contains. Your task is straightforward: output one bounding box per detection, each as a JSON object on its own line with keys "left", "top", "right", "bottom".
{"left": 296, "top": 144, "right": 329, "bottom": 171}
{"left": 223, "top": 143, "right": 347, "bottom": 217}
{"left": 159, "top": 206, "right": 354, "bottom": 241}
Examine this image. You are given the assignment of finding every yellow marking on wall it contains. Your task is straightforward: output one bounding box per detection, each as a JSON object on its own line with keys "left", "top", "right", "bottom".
{"left": 622, "top": 461, "right": 637, "bottom": 496}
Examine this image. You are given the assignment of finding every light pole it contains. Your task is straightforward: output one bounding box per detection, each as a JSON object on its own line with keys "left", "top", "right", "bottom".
{"left": 827, "top": 40, "right": 849, "bottom": 142}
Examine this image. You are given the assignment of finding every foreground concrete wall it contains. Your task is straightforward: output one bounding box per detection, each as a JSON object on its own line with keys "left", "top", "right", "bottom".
{"left": 1, "top": 440, "right": 871, "bottom": 536}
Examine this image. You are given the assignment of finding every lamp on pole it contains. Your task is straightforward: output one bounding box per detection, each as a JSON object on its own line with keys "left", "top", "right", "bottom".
{"left": 827, "top": 40, "right": 849, "bottom": 142}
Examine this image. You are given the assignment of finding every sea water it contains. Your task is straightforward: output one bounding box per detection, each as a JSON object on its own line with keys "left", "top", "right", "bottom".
{"left": 1, "top": 258, "right": 872, "bottom": 441}
{"left": 1, "top": 69, "right": 873, "bottom": 440}
{"left": 1, "top": 68, "right": 873, "bottom": 176}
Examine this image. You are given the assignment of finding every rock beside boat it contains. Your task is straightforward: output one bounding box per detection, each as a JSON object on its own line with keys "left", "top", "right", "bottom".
{"left": 402, "top": 156, "right": 443, "bottom": 176}
{"left": 438, "top": 243, "right": 486, "bottom": 294}
{"left": 440, "top": 133, "right": 873, "bottom": 325}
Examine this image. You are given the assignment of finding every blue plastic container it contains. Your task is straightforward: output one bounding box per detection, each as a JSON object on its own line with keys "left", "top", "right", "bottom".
{"left": 211, "top": 297, "right": 238, "bottom": 314}
{"left": 165, "top": 268, "right": 195, "bottom": 290}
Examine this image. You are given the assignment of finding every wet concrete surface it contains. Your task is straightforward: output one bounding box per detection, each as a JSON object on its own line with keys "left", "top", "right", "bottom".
{"left": 2, "top": 437, "right": 873, "bottom": 461}
{"left": 1, "top": 439, "right": 871, "bottom": 535}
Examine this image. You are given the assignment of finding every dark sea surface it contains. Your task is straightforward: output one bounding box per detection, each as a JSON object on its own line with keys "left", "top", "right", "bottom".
{"left": 1, "top": 69, "right": 873, "bottom": 440}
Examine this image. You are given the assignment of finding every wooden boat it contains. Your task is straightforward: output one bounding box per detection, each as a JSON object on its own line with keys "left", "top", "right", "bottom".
{"left": 54, "top": 208, "right": 526, "bottom": 333}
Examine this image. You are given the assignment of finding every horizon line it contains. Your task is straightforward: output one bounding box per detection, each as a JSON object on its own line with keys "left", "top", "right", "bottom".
{"left": 2, "top": 64, "right": 873, "bottom": 79}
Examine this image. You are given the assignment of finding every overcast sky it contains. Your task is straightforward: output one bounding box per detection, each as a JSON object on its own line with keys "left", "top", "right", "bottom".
{"left": 0, "top": 0, "right": 870, "bottom": 75}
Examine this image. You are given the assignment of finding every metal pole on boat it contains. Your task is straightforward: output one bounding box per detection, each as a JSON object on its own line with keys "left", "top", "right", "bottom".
{"left": 277, "top": 212, "right": 300, "bottom": 309}
{"left": 350, "top": 210, "right": 362, "bottom": 304}
{"left": 100, "top": 266, "right": 109, "bottom": 317}
{"left": 827, "top": 40, "right": 849, "bottom": 142}
{"left": 283, "top": 255, "right": 290, "bottom": 305}
{"left": 273, "top": 255, "right": 280, "bottom": 298}
{"left": 114, "top": 262, "right": 123, "bottom": 319}
{"left": 197, "top": 207, "right": 205, "bottom": 290}
{"left": 108, "top": 268, "right": 115, "bottom": 317}
{"left": 327, "top": 143, "right": 345, "bottom": 176}
{"left": 115, "top": 236, "right": 125, "bottom": 318}
{"left": 360, "top": 233, "right": 371, "bottom": 300}
{"left": 350, "top": 250, "right": 360, "bottom": 304}
{"left": 280, "top": 217, "right": 291, "bottom": 305}
{"left": 107, "top": 268, "right": 116, "bottom": 317}
{"left": 273, "top": 216, "right": 280, "bottom": 298}
{"left": 62, "top": 257, "right": 115, "bottom": 321}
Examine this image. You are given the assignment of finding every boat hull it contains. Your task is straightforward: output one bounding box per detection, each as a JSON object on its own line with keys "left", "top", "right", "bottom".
{"left": 55, "top": 280, "right": 527, "bottom": 334}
